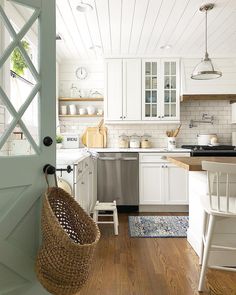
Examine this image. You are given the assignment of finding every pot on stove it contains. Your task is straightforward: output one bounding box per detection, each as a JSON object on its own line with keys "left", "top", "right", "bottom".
{"left": 197, "top": 134, "right": 217, "bottom": 145}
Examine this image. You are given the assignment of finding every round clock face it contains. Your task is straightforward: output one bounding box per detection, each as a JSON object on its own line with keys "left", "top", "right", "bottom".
{"left": 76, "top": 67, "right": 88, "bottom": 80}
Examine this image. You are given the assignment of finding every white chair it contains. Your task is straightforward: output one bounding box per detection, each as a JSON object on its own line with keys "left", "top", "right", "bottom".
{"left": 198, "top": 161, "right": 236, "bottom": 292}
{"left": 93, "top": 201, "right": 119, "bottom": 235}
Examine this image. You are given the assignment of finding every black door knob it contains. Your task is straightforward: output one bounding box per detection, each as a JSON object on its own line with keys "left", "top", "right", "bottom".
{"left": 43, "top": 136, "right": 53, "bottom": 146}
{"left": 43, "top": 164, "right": 56, "bottom": 175}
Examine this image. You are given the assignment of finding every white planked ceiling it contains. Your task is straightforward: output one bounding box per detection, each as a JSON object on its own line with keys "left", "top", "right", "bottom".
{"left": 56, "top": 0, "right": 236, "bottom": 60}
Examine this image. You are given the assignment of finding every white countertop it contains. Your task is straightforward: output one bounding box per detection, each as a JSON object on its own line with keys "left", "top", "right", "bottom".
{"left": 57, "top": 147, "right": 191, "bottom": 166}
{"left": 57, "top": 149, "right": 89, "bottom": 165}
{"left": 88, "top": 147, "right": 191, "bottom": 153}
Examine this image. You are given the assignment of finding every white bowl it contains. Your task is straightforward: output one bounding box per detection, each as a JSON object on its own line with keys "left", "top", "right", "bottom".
{"left": 87, "top": 106, "right": 96, "bottom": 115}
{"left": 79, "top": 108, "right": 87, "bottom": 115}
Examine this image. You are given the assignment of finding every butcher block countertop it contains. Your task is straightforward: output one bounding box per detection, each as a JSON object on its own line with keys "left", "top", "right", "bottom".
{"left": 167, "top": 157, "right": 236, "bottom": 171}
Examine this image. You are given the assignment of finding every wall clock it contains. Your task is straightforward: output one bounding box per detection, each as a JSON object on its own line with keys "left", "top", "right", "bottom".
{"left": 76, "top": 67, "right": 88, "bottom": 80}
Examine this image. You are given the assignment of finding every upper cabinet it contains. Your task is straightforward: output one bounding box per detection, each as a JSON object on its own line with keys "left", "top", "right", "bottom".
{"left": 105, "top": 58, "right": 180, "bottom": 123}
{"left": 105, "top": 59, "right": 141, "bottom": 121}
{"left": 123, "top": 59, "right": 142, "bottom": 121}
{"left": 142, "top": 60, "right": 160, "bottom": 120}
{"left": 105, "top": 59, "right": 123, "bottom": 121}
{"left": 142, "top": 59, "right": 180, "bottom": 121}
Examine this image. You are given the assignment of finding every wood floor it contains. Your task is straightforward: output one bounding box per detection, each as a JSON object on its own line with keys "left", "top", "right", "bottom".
{"left": 80, "top": 213, "right": 236, "bottom": 295}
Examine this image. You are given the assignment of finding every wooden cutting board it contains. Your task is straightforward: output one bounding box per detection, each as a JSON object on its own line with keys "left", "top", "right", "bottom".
{"left": 81, "top": 121, "right": 107, "bottom": 148}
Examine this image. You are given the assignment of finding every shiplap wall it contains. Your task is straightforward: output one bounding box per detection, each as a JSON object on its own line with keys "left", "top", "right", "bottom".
{"left": 59, "top": 59, "right": 104, "bottom": 97}
{"left": 182, "top": 59, "right": 236, "bottom": 94}
{"left": 59, "top": 58, "right": 236, "bottom": 96}
{"left": 59, "top": 58, "right": 236, "bottom": 147}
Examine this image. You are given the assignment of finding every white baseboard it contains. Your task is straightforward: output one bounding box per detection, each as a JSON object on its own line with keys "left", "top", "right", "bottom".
{"left": 187, "top": 229, "right": 201, "bottom": 256}
{"left": 139, "top": 205, "right": 189, "bottom": 212}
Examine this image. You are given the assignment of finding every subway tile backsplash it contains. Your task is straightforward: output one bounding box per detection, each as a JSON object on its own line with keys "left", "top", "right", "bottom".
{"left": 59, "top": 100, "right": 236, "bottom": 148}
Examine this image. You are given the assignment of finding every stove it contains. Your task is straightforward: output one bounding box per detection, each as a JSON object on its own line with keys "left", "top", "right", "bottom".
{"left": 181, "top": 145, "right": 236, "bottom": 157}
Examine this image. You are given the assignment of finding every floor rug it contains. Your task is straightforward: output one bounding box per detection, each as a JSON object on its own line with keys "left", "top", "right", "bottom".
{"left": 129, "top": 216, "right": 189, "bottom": 238}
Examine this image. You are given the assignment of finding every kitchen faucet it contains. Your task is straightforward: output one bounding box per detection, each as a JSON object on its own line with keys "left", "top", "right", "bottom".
{"left": 189, "top": 113, "right": 214, "bottom": 128}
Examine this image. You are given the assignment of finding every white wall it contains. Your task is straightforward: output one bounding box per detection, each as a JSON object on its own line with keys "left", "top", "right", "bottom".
{"left": 59, "top": 58, "right": 236, "bottom": 147}
{"left": 182, "top": 59, "right": 236, "bottom": 94}
{"left": 59, "top": 59, "right": 104, "bottom": 98}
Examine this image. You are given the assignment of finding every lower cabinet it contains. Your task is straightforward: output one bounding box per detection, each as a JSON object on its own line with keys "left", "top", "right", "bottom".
{"left": 139, "top": 163, "right": 164, "bottom": 204}
{"left": 75, "top": 158, "right": 97, "bottom": 213}
{"left": 164, "top": 164, "right": 188, "bottom": 204}
{"left": 76, "top": 169, "right": 90, "bottom": 212}
{"left": 139, "top": 157, "right": 188, "bottom": 205}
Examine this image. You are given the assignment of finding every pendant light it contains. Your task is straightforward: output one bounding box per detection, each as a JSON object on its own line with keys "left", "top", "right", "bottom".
{"left": 191, "top": 3, "right": 222, "bottom": 80}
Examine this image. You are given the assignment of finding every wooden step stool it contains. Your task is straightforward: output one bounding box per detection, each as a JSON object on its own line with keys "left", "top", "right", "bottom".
{"left": 93, "top": 201, "right": 119, "bottom": 235}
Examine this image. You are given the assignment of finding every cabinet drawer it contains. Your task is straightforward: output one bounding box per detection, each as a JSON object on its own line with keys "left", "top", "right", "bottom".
{"left": 140, "top": 153, "right": 190, "bottom": 163}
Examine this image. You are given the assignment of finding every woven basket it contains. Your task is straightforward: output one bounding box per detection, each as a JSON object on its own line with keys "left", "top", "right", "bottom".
{"left": 36, "top": 187, "right": 100, "bottom": 295}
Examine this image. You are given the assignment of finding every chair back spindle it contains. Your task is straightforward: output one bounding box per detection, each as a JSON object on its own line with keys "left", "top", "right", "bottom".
{"left": 202, "top": 161, "right": 236, "bottom": 214}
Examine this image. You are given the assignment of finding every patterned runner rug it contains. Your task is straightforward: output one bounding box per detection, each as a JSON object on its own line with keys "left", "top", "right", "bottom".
{"left": 129, "top": 216, "right": 188, "bottom": 238}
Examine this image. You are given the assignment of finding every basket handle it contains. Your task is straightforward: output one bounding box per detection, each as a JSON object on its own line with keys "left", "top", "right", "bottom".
{"left": 44, "top": 165, "right": 58, "bottom": 188}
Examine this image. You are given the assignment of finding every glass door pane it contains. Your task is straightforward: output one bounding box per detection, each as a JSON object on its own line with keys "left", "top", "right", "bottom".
{"left": 0, "top": 4, "right": 40, "bottom": 156}
{"left": 163, "top": 61, "right": 177, "bottom": 119}
{"left": 144, "top": 61, "right": 159, "bottom": 119}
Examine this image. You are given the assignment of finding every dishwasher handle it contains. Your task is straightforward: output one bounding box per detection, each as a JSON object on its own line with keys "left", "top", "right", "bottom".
{"left": 121, "top": 157, "right": 138, "bottom": 161}
{"left": 99, "top": 157, "right": 119, "bottom": 161}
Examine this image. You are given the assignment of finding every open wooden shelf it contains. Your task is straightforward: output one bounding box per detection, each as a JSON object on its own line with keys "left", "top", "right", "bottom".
{"left": 59, "top": 97, "right": 104, "bottom": 102}
{"left": 181, "top": 94, "right": 236, "bottom": 102}
{"left": 59, "top": 114, "right": 103, "bottom": 118}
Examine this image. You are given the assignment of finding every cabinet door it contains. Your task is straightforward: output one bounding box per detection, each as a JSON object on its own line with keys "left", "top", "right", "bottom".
{"left": 139, "top": 163, "right": 164, "bottom": 204}
{"left": 165, "top": 164, "right": 188, "bottom": 204}
{"left": 142, "top": 59, "right": 162, "bottom": 120}
{"left": 105, "top": 59, "right": 123, "bottom": 120}
{"left": 123, "top": 59, "right": 141, "bottom": 120}
{"left": 76, "top": 172, "right": 90, "bottom": 212}
{"left": 161, "top": 59, "right": 180, "bottom": 121}
{"left": 88, "top": 159, "right": 97, "bottom": 213}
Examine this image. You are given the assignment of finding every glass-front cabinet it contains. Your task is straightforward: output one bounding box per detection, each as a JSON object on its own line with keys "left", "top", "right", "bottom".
{"left": 142, "top": 59, "right": 180, "bottom": 121}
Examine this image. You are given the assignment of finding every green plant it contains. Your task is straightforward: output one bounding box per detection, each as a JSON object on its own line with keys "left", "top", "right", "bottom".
{"left": 11, "top": 40, "right": 30, "bottom": 76}
{"left": 56, "top": 135, "right": 63, "bottom": 144}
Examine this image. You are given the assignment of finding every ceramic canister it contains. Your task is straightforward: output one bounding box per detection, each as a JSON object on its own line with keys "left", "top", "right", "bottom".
{"left": 167, "top": 137, "right": 176, "bottom": 150}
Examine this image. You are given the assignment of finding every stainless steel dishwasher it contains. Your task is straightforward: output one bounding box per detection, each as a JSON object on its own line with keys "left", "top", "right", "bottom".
{"left": 97, "top": 153, "right": 139, "bottom": 207}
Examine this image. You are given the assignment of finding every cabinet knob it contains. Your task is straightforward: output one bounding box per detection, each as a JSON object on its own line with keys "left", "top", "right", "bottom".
{"left": 158, "top": 116, "right": 161, "bottom": 119}
{"left": 81, "top": 181, "right": 85, "bottom": 185}
{"left": 120, "top": 116, "right": 123, "bottom": 119}
{"left": 162, "top": 116, "right": 165, "bottom": 118}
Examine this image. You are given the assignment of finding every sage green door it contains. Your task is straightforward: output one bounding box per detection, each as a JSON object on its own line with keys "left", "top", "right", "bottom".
{"left": 0, "top": 0, "right": 55, "bottom": 294}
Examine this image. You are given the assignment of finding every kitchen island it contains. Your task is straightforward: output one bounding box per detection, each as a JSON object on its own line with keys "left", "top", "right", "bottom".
{"left": 168, "top": 156, "right": 236, "bottom": 266}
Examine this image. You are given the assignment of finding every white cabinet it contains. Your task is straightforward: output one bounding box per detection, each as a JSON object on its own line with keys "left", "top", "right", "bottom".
{"left": 76, "top": 171, "right": 89, "bottom": 212}
{"left": 105, "top": 59, "right": 141, "bottom": 121}
{"left": 142, "top": 59, "right": 180, "bottom": 122}
{"left": 232, "top": 103, "right": 236, "bottom": 124}
{"left": 123, "top": 59, "right": 142, "bottom": 120}
{"left": 139, "top": 153, "right": 189, "bottom": 205}
{"left": 164, "top": 164, "right": 188, "bottom": 204}
{"left": 75, "top": 157, "right": 97, "bottom": 213}
{"left": 105, "top": 59, "right": 123, "bottom": 120}
{"left": 105, "top": 58, "right": 180, "bottom": 123}
{"left": 139, "top": 163, "right": 164, "bottom": 204}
